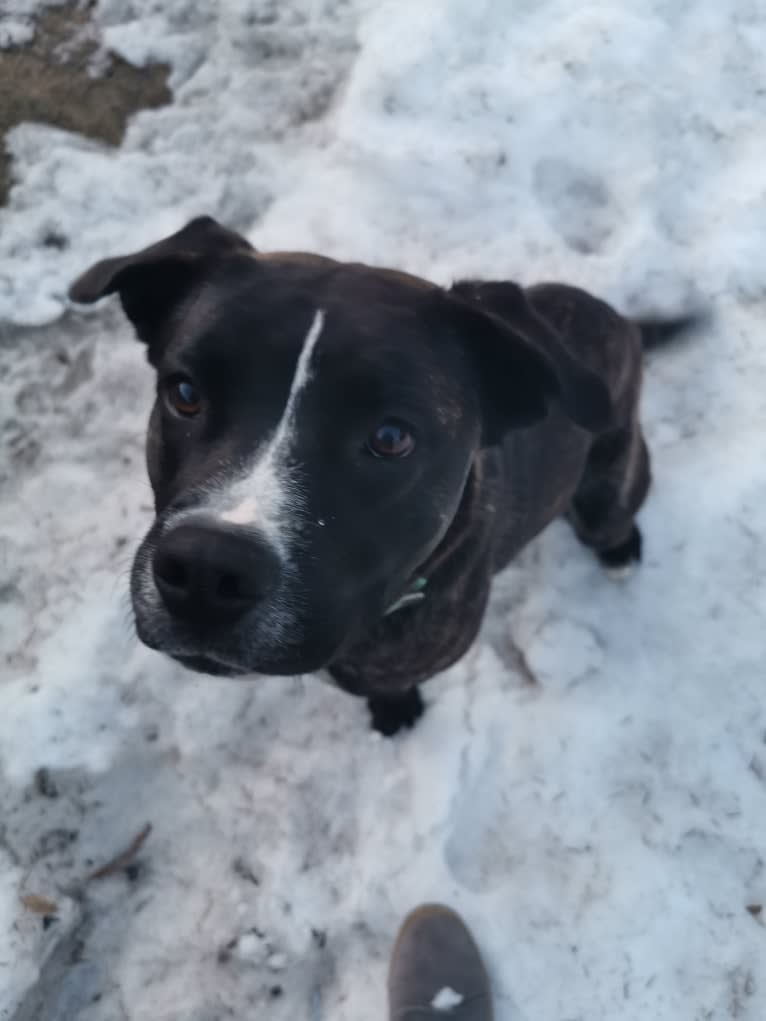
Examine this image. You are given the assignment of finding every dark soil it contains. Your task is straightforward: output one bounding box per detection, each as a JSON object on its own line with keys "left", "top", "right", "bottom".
{"left": 0, "top": 0, "right": 171, "bottom": 205}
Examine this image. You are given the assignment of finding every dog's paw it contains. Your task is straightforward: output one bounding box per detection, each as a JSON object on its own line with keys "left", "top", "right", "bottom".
{"left": 598, "top": 525, "right": 642, "bottom": 576}
{"left": 367, "top": 688, "right": 425, "bottom": 737}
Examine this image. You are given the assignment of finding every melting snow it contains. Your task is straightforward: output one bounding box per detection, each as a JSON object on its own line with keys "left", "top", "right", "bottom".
{"left": 432, "top": 986, "right": 464, "bottom": 1011}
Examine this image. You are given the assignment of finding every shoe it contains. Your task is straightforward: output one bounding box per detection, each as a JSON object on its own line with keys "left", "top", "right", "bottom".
{"left": 388, "top": 904, "right": 493, "bottom": 1020}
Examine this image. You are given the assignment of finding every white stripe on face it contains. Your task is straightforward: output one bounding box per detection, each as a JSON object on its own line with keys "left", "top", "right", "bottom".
{"left": 210, "top": 307, "right": 325, "bottom": 552}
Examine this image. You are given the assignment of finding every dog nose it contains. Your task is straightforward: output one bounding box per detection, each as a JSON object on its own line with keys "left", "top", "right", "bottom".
{"left": 153, "top": 523, "right": 280, "bottom": 625}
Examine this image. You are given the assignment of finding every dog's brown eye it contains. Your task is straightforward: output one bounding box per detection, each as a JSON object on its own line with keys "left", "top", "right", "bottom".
{"left": 165, "top": 377, "right": 202, "bottom": 417}
{"left": 367, "top": 419, "right": 416, "bottom": 458}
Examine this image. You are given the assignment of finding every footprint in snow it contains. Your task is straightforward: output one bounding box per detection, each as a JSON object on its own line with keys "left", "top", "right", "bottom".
{"left": 523, "top": 617, "right": 605, "bottom": 691}
{"left": 443, "top": 736, "right": 525, "bottom": 893}
{"left": 533, "top": 157, "right": 617, "bottom": 255}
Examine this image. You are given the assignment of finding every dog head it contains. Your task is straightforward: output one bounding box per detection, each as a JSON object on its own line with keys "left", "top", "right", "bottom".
{"left": 69, "top": 216, "right": 609, "bottom": 677}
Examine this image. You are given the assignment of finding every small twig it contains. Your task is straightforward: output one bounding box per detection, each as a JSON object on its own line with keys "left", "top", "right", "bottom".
{"left": 507, "top": 635, "right": 539, "bottom": 686}
{"left": 88, "top": 823, "right": 152, "bottom": 881}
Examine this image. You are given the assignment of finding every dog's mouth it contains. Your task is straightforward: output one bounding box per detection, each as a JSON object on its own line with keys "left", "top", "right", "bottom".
{"left": 174, "top": 653, "right": 250, "bottom": 677}
{"left": 138, "top": 615, "right": 343, "bottom": 678}
{"left": 147, "top": 632, "right": 328, "bottom": 678}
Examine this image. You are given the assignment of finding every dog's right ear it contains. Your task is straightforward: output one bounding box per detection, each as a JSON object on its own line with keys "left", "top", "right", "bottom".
{"left": 68, "top": 216, "right": 255, "bottom": 346}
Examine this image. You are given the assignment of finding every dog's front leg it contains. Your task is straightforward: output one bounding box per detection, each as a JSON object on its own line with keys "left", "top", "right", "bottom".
{"left": 367, "top": 687, "right": 424, "bottom": 736}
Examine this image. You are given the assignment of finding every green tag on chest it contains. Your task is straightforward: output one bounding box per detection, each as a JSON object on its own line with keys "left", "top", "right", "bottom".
{"left": 384, "top": 576, "right": 428, "bottom": 616}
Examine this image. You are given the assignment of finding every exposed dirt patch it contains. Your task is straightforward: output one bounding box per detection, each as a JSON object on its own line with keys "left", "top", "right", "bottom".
{"left": 0, "top": 0, "right": 171, "bottom": 205}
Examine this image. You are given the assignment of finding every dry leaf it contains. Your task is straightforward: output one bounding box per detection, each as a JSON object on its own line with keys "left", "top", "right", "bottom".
{"left": 21, "top": 894, "right": 57, "bottom": 916}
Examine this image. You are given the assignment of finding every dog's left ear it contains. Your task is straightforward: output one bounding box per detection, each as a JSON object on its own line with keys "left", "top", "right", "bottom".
{"left": 444, "top": 280, "right": 611, "bottom": 442}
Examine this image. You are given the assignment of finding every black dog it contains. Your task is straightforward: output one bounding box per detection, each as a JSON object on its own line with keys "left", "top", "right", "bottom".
{"left": 70, "top": 216, "right": 691, "bottom": 734}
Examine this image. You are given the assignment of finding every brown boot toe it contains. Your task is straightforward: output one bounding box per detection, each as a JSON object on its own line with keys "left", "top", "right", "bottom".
{"left": 388, "top": 904, "right": 493, "bottom": 1021}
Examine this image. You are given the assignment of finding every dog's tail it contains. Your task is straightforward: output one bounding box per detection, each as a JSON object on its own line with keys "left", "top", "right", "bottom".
{"left": 634, "top": 311, "right": 706, "bottom": 350}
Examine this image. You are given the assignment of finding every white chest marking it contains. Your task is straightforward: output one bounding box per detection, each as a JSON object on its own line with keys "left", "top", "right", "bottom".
{"left": 215, "top": 308, "right": 325, "bottom": 551}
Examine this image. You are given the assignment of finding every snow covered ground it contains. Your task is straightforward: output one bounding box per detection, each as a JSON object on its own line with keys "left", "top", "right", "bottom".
{"left": 1, "top": 0, "right": 765, "bottom": 1018}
